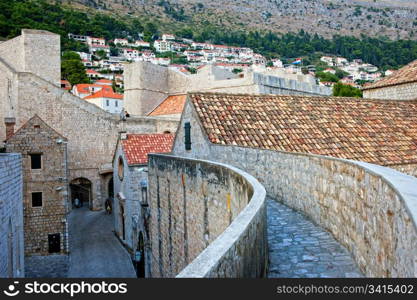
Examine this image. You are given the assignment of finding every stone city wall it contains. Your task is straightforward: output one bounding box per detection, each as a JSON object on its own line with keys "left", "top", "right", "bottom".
{"left": 148, "top": 154, "right": 267, "bottom": 278}
{"left": 390, "top": 164, "right": 417, "bottom": 178}
{"left": 363, "top": 82, "right": 417, "bottom": 100}
{"left": 124, "top": 62, "right": 331, "bottom": 116}
{"left": 0, "top": 153, "right": 24, "bottom": 277}
{"left": 172, "top": 100, "right": 417, "bottom": 277}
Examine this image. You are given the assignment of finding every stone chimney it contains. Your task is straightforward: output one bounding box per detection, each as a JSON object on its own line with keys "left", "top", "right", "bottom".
{"left": 120, "top": 131, "right": 127, "bottom": 140}
{"left": 4, "top": 117, "right": 16, "bottom": 140}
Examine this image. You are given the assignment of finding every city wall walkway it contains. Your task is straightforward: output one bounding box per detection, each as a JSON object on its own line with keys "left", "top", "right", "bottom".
{"left": 267, "top": 198, "right": 363, "bottom": 278}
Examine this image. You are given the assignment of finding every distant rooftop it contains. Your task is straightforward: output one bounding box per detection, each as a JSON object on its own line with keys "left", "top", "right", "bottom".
{"left": 363, "top": 59, "right": 417, "bottom": 90}
{"left": 148, "top": 95, "right": 186, "bottom": 117}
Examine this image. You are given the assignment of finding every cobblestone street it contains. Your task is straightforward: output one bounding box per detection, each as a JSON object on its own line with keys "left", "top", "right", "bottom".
{"left": 68, "top": 207, "right": 136, "bottom": 278}
{"left": 267, "top": 198, "right": 363, "bottom": 278}
{"left": 25, "top": 255, "right": 69, "bottom": 278}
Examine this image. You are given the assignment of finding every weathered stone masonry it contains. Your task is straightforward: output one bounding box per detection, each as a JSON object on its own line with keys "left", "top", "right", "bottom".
{"left": 172, "top": 100, "right": 417, "bottom": 277}
{"left": 0, "top": 153, "right": 24, "bottom": 277}
{"left": 148, "top": 154, "right": 267, "bottom": 278}
{"left": 0, "top": 30, "right": 179, "bottom": 210}
{"left": 6, "top": 115, "right": 69, "bottom": 256}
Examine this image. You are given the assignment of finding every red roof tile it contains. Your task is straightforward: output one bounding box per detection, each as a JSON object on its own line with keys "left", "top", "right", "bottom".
{"left": 148, "top": 95, "right": 186, "bottom": 116}
{"left": 84, "top": 89, "right": 123, "bottom": 100}
{"left": 74, "top": 84, "right": 112, "bottom": 94}
{"left": 122, "top": 134, "right": 174, "bottom": 165}
{"left": 363, "top": 59, "right": 417, "bottom": 90}
{"left": 188, "top": 93, "right": 417, "bottom": 166}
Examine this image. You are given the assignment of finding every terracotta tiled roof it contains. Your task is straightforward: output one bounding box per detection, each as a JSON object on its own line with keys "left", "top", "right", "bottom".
{"left": 84, "top": 89, "right": 123, "bottom": 100}
{"left": 189, "top": 93, "right": 417, "bottom": 166}
{"left": 86, "top": 69, "right": 100, "bottom": 75}
{"left": 363, "top": 59, "right": 417, "bottom": 90}
{"left": 122, "top": 134, "right": 174, "bottom": 165}
{"left": 74, "top": 84, "right": 112, "bottom": 94}
{"left": 95, "top": 79, "right": 113, "bottom": 84}
{"left": 148, "top": 95, "right": 186, "bottom": 116}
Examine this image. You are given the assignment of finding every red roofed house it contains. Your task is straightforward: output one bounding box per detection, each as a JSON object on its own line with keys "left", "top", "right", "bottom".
{"left": 95, "top": 79, "right": 113, "bottom": 86}
{"left": 147, "top": 94, "right": 187, "bottom": 119}
{"left": 86, "top": 69, "right": 101, "bottom": 79}
{"left": 71, "top": 83, "right": 112, "bottom": 99}
{"left": 112, "top": 133, "right": 174, "bottom": 277}
{"left": 84, "top": 89, "right": 123, "bottom": 114}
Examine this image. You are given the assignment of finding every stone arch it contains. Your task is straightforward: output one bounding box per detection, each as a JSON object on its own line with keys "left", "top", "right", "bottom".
{"left": 70, "top": 177, "right": 92, "bottom": 209}
{"left": 108, "top": 177, "right": 114, "bottom": 199}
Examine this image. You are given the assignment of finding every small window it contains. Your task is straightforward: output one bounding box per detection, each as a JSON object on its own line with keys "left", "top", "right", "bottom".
{"left": 32, "top": 192, "right": 43, "bottom": 207}
{"left": 184, "top": 122, "right": 191, "bottom": 150}
{"left": 106, "top": 100, "right": 110, "bottom": 106}
{"left": 115, "top": 101, "right": 118, "bottom": 107}
{"left": 30, "top": 154, "right": 42, "bottom": 169}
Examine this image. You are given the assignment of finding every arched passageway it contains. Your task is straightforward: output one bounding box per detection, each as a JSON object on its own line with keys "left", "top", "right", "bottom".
{"left": 108, "top": 177, "right": 114, "bottom": 199}
{"left": 135, "top": 232, "right": 146, "bottom": 278}
{"left": 70, "top": 178, "right": 92, "bottom": 209}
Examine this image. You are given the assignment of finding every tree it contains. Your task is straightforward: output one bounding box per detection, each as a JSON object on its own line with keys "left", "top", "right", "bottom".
{"left": 95, "top": 49, "right": 107, "bottom": 60}
{"left": 333, "top": 83, "right": 363, "bottom": 97}
{"left": 61, "top": 51, "right": 90, "bottom": 86}
{"left": 316, "top": 71, "right": 339, "bottom": 83}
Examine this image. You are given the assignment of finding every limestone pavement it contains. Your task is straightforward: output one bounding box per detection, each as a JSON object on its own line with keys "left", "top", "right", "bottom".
{"left": 267, "top": 198, "right": 363, "bottom": 278}
{"left": 67, "top": 207, "right": 136, "bottom": 278}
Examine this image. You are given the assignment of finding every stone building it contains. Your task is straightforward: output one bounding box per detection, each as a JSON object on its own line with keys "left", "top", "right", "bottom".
{"left": 124, "top": 62, "right": 331, "bottom": 117}
{"left": 0, "top": 153, "right": 24, "bottom": 277}
{"left": 363, "top": 59, "right": 417, "bottom": 100}
{"left": 172, "top": 93, "right": 417, "bottom": 176}
{"left": 150, "top": 92, "right": 417, "bottom": 277}
{"left": 113, "top": 133, "right": 174, "bottom": 277}
{"left": 6, "top": 115, "right": 69, "bottom": 255}
{"left": 0, "top": 29, "right": 179, "bottom": 211}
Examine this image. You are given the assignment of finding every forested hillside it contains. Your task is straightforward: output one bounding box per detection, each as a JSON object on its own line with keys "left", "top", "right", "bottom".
{"left": 0, "top": 0, "right": 416, "bottom": 70}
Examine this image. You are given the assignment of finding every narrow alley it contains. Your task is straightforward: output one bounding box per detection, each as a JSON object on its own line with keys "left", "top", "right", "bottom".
{"left": 67, "top": 207, "right": 136, "bottom": 278}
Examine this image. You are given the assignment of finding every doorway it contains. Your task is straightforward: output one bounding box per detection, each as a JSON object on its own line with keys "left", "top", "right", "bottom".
{"left": 70, "top": 178, "right": 92, "bottom": 209}
{"left": 136, "top": 232, "right": 146, "bottom": 277}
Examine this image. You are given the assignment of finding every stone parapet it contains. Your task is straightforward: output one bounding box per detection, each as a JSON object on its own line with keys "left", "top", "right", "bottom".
{"left": 148, "top": 154, "right": 267, "bottom": 278}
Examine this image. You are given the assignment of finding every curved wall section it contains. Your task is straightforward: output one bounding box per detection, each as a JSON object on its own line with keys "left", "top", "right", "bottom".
{"left": 147, "top": 154, "right": 267, "bottom": 278}
{"left": 203, "top": 146, "right": 417, "bottom": 277}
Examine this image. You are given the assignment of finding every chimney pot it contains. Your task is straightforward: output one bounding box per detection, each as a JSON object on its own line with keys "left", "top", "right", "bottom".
{"left": 120, "top": 131, "right": 127, "bottom": 140}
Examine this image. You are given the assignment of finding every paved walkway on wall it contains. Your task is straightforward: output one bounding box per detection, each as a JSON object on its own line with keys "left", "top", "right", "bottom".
{"left": 267, "top": 198, "right": 363, "bottom": 278}
{"left": 68, "top": 207, "right": 136, "bottom": 278}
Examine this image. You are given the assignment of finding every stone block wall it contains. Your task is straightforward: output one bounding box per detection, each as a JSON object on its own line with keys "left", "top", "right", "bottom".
{"left": 148, "top": 154, "right": 267, "bottom": 278}
{"left": 390, "top": 164, "right": 417, "bottom": 177}
{"left": 113, "top": 141, "right": 148, "bottom": 250}
{"left": 172, "top": 100, "right": 417, "bottom": 277}
{"left": 0, "top": 30, "right": 180, "bottom": 210}
{"left": 6, "top": 116, "right": 69, "bottom": 255}
{"left": 124, "top": 62, "right": 331, "bottom": 116}
{"left": 0, "top": 153, "right": 24, "bottom": 277}
{"left": 363, "top": 82, "right": 417, "bottom": 100}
